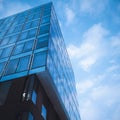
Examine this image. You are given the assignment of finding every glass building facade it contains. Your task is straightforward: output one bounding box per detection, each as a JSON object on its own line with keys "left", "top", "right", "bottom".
{"left": 0, "top": 2, "right": 80, "bottom": 120}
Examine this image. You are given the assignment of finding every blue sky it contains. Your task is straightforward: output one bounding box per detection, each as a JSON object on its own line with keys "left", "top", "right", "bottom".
{"left": 0, "top": 0, "right": 120, "bottom": 120}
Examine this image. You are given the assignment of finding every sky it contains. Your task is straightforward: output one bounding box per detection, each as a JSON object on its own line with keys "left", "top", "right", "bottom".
{"left": 0, "top": 0, "right": 120, "bottom": 120}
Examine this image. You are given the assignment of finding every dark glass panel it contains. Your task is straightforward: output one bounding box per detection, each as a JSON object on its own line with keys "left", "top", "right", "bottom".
{"left": 32, "top": 51, "right": 47, "bottom": 68}
{"left": 36, "top": 40, "right": 48, "bottom": 49}
{"left": 39, "top": 24, "right": 49, "bottom": 35}
{"left": 5, "top": 59, "right": 19, "bottom": 75}
{"left": 16, "top": 56, "right": 30, "bottom": 72}
{"left": 28, "top": 29, "right": 37, "bottom": 38}
{"left": 0, "top": 62, "right": 6, "bottom": 76}
{"left": 23, "top": 40, "right": 34, "bottom": 52}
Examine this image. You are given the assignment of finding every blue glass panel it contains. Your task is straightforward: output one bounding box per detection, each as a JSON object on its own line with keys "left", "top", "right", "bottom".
{"left": 28, "top": 112, "right": 33, "bottom": 120}
{"left": 24, "top": 22, "right": 31, "bottom": 30}
{"left": 32, "top": 90, "right": 37, "bottom": 104}
{"left": 19, "top": 31, "right": 28, "bottom": 40}
{"left": 0, "top": 37, "right": 9, "bottom": 46}
{"left": 39, "top": 24, "right": 49, "bottom": 35}
{"left": 41, "top": 16, "right": 50, "bottom": 24}
{"left": 41, "top": 105, "right": 47, "bottom": 120}
{"left": 43, "top": 9, "right": 51, "bottom": 16}
{"left": 23, "top": 40, "right": 34, "bottom": 52}
{"left": 0, "top": 46, "right": 13, "bottom": 58}
{"left": 31, "top": 19, "right": 39, "bottom": 28}
{"left": 16, "top": 56, "right": 30, "bottom": 72}
{"left": 32, "top": 51, "right": 47, "bottom": 69}
{"left": 14, "top": 25, "right": 23, "bottom": 33}
{"left": 27, "top": 14, "right": 34, "bottom": 21}
{"left": 28, "top": 28, "right": 37, "bottom": 38}
{"left": 0, "top": 62, "right": 6, "bottom": 76}
{"left": 9, "top": 34, "right": 18, "bottom": 44}
{"left": 13, "top": 43, "right": 24, "bottom": 55}
{"left": 36, "top": 39, "right": 48, "bottom": 49}
{"left": 5, "top": 59, "right": 19, "bottom": 75}
{"left": 7, "top": 27, "right": 14, "bottom": 34}
{"left": 33, "top": 13, "right": 40, "bottom": 19}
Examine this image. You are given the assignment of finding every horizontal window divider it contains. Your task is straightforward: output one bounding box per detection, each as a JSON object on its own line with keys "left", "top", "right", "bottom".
{"left": 29, "top": 66, "right": 46, "bottom": 75}
{"left": 10, "top": 51, "right": 32, "bottom": 60}
{"left": 1, "top": 71, "right": 28, "bottom": 82}
{"left": 34, "top": 48, "right": 48, "bottom": 53}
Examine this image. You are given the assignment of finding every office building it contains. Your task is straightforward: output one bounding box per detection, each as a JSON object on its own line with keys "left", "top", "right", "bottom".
{"left": 0, "top": 2, "right": 80, "bottom": 120}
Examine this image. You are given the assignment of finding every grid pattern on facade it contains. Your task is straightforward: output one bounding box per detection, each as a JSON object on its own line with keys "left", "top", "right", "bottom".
{"left": 0, "top": 3, "right": 51, "bottom": 82}
{"left": 0, "top": 2, "right": 80, "bottom": 120}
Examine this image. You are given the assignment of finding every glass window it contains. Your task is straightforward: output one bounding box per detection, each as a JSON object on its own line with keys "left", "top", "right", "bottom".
{"left": 19, "top": 31, "right": 28, "bottom": 40}
{"left": 0, "top": 81, "right": 11, "bottom": 105}
{"left": 41, "top": 16, "right": 50, "bottom": 24}
{"left": 5, "top": 59, "right": 19, "bottom": 75}
{"left": 28, "top": 112, "right": 33, "bottom": 120}
{"left": 41, "top": 105, "right": 47, "bottom": 120}
{"left": 24, "top": 22, "right": 31, "bottom": 30}
{"left": 0, "top": 49, "right": 2, "bottom": 57}
{"left": 16, "top": 56, "right": 30, "bottom": 72}
{"left": 9, "top": 34, "right": 18, "bottom": 44}
{"left": 32, "top": 51, "right": 47, "bottom": 69}
{"left": 0, "top": 46, "right": 13, "bottom": 58}
{"left": 43, "top": 9, "right": 51, "bottom": 16}
{"left": 36, "top": 40, "right": 48, "bottom": 49}
{"left": 23, "top": 40, "right": 34, "bottom": 52}
{"left": 13, "top": 43, "right": 24, "bottom": 55}
{"left": 39, "top": 24, "right": 49, "bottom": 35}
{"left": 17, "top": 17, "right": 26, "bottom": 24}
{"left": 0, "top": 62, "right": 6, "bottom": 76}
{"left": 31, "top": 90, "right": 37, "bottom": 104}
{"left": 28, "top": 29, "right": 37, "bottom": 38}
{"left": 33, "top": 13, "right": 40, "bottom": 19}
{"left": 27, "top": 15, "right": 34, "bottom": 21}
{"left": 31, "top": 20, "right": 39, "bottom": 28}
{"left": 7, "top": 27, "right": 15, "bottom": 34}
{"left": 0, "top": 37, "right": 9, "bottom": 46}
{"left": 14, "top": 25, "right": 22, "bottom": 33}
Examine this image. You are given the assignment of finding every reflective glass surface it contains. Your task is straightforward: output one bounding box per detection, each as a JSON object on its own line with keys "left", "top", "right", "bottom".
{"left": 46, "top": 6, "right": 81, "bottom": 120}
{"left": 41, "top": 105, "right": 47, "bottom": 120}
{"left": 31, "top": 90, "right": 37, "bottom": 104}
{"left": 0, "top": 2, "right": 80, "bottom": 120}
{"left": 28, "top": 112, "right": 33, "bottom": 120}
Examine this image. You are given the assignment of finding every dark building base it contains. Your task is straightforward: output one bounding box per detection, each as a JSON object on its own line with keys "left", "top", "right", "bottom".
{"left": 0, "top": 75, "right": 60, "bottom": 120}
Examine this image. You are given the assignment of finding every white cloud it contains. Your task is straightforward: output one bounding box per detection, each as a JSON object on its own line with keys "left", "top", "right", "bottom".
{"left": 78, "top": 82, "right": 120, "bottom": 120}
{"left": 65, "top": 6, "right": 75, "bottom": 25}
{"left": 106, "top": 65, "right": 120, "bottom": 72}
{"left": 76, "top": 80, "right": 94, "bottom": 94}
{"left": 76, "top": 74, "right": 105, "bottom": 94}
{"left": 80, "top": 0, "right": 108, "bottom": 15}
{"left": 67, "top": 23, "right": 108, "bottom": 71}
